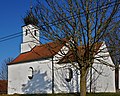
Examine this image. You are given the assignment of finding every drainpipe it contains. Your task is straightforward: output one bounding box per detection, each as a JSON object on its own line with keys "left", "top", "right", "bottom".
{"left": 90, "top": 66, "right": 92, "bottom": 93}
{"left": 52, "top": 56, "right": 54, "bottom": 94}
{"left": 115, "top": 63, "right": 119, "bottom": 92}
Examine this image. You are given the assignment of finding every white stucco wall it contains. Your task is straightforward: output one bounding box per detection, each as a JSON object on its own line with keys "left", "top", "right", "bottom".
{"left": 87, "top": 63, "right": 115, "bottom": 92}
{"left": 89, "top": 42, "right": 115, "bottom": 92}
{"left": 54, "top": 63, "right": 80, "bottom": 93}
{"left": 8, "top": 59, "right": 52, "bottom": 94}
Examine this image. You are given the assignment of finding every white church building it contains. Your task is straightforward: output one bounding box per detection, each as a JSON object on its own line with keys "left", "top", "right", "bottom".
{"left": 8, "top": 11, "right": 116, "bottom": 94}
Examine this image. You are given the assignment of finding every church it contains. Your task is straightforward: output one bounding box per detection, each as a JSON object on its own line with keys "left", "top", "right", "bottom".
{"left": 8, "top": 10, "right": 116, "bottom": 94}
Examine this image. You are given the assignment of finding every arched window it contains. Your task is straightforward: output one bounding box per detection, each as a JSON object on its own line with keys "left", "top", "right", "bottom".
{"left": 25, "top": 29, "right": 28, "bottom": 36}
{"left": 28, "top": 67, "right": 34, "bottom": 79}
{"left": 34, "top": 30, "right": 37, "bottom": 36}
{"left": 65, "top": 68, "right": 73, "bottom": 82}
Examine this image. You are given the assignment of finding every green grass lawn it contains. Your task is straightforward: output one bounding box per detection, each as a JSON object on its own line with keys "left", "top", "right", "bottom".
{"left": 1, "top": 93, "right": 120, "bottom": 96}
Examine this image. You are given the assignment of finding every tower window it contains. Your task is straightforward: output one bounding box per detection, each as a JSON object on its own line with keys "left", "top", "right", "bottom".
{"left": 25, "top": 29, "right": 28, "bottom": 36}
{"left": 34, "top": 30, "right": 37, "bottom": 36}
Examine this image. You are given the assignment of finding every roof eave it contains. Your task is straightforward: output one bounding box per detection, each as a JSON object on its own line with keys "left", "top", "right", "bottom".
{"left": 8, "top": 56, "right": 53, "bottom": 65}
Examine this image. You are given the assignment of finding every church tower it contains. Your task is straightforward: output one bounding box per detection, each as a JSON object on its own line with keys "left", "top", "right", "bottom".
{"left": 21, "top": 9, "right": 40, "bottom": 53}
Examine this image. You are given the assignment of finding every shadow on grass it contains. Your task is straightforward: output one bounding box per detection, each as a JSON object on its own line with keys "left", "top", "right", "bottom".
{"left": 2, "top": 93, "right": 120, "bottom": 96}
{"left": 19, "top": 93, "right": 79, "bottom": 96}
{"left": 19, "top": 93, "right": 120, "bottom": 96}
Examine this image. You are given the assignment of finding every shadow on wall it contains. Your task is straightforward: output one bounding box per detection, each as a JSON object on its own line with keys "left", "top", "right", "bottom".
{"left": 22, "top": 70, "right": 52, "bottom": 94}
{"left": 54, "top": 67, "right": 79, "bottom": 93}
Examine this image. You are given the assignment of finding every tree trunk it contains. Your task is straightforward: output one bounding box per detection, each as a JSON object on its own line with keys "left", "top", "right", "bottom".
{"left": 80, "top": 68, "right": 87, "bottom": 96}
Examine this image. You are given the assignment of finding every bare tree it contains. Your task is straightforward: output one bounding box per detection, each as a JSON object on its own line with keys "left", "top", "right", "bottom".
{"left": 25, "top": 0, "right": 120, "bottom": 96}
{"left": 0, "top": 58, "right": 13, "bottom": 80}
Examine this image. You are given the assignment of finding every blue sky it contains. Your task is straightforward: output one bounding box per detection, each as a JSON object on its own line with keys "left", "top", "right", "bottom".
{"left": 0, "top": 0, "right": 35, "bottom": 64}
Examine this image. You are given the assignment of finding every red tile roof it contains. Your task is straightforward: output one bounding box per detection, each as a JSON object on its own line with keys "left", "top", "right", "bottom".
{"left": 9, "top": 40, "right": 66, "bottom": 64}
{"left": 9, "top": 39, "right": 103, "bottom": 65}
{"left": 0, "top": 80, "right": 7, "bottom": 94}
